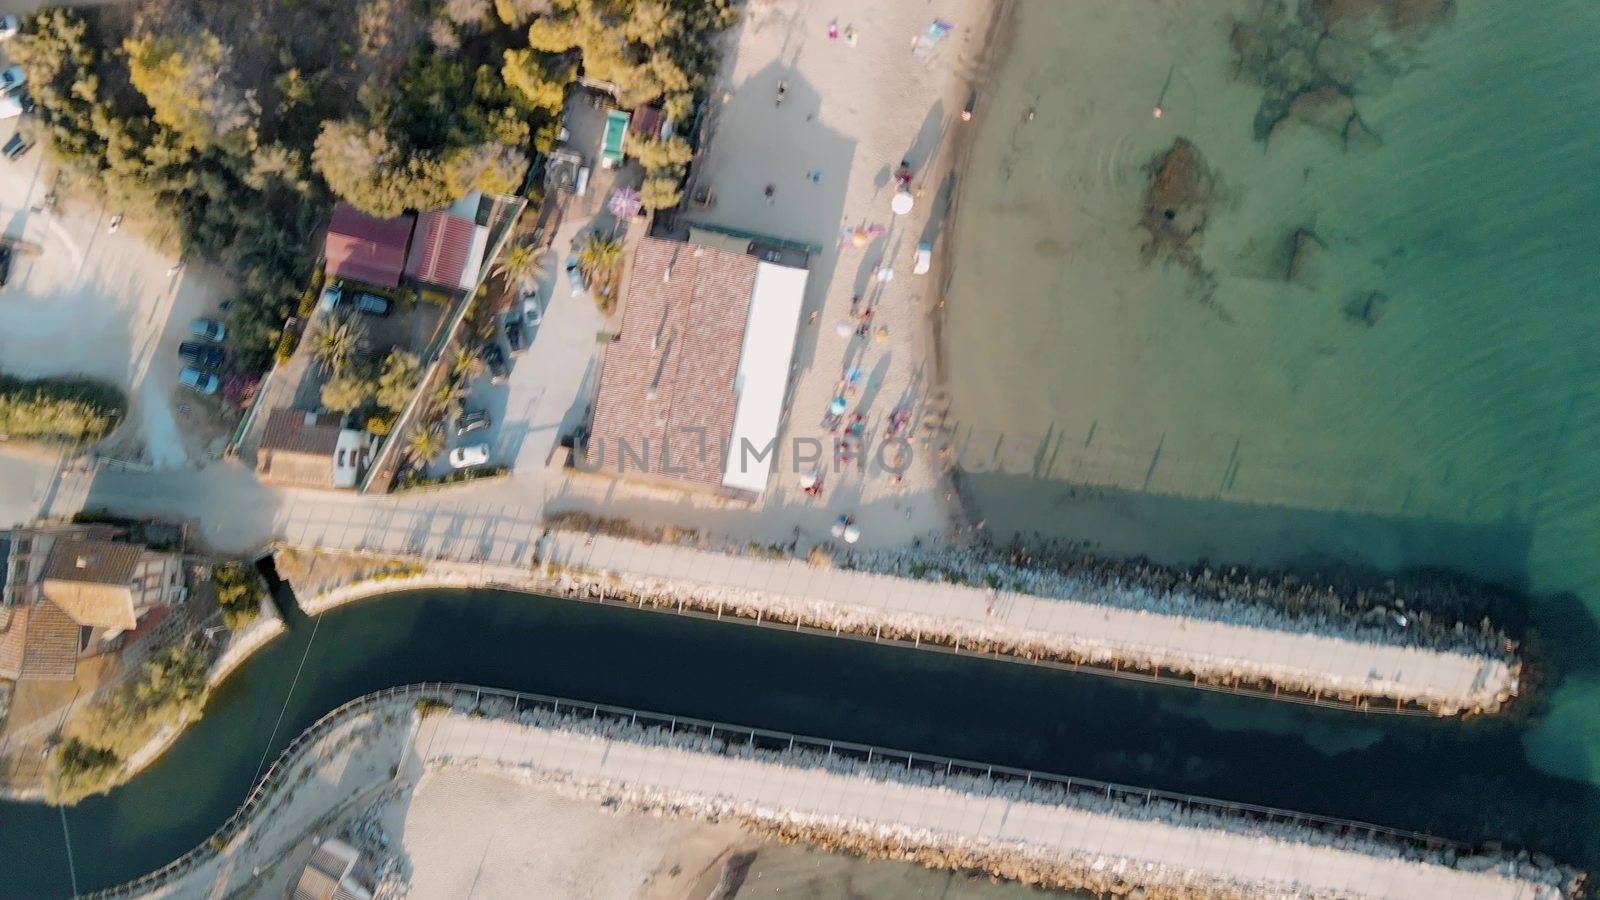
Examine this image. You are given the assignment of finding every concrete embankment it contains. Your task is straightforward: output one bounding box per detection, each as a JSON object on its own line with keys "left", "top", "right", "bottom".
{"left": 89, "top": 684, "right": 1581, "bottom": 900}
{"left": 279, "top": 529, "right": 1519, "bottom": 716}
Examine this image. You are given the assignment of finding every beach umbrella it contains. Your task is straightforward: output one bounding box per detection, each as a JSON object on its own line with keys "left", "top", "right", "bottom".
{"left": 851, "top": 228, "right": 869, "bottom": 248}
{"left": 835, "top": 322, "right": 854, "bottom": 338}
{"left": 891, "top": 190, "right": 914, "bottom": 215}
{"left": 829, "top": 396, "right": 848, "bottom": 416}
{"left": 842, "top": 524, "right": 861, "bottom": 544}
{"left": 800, "top": 470, "right": 819, "bottom": 489}
{"left": 830, "top": 520, "right": 847, "bottom": 538}
{"left": 609, "top": 186, "right": 643, "bottom": 219}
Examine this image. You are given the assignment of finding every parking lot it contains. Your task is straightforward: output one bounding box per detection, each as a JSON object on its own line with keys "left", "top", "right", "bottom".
{"left": 0, "top": 115, "right": 236, "bottom": 467}
{"left": 429, "top": 218, "right": 605, "bottom": 483}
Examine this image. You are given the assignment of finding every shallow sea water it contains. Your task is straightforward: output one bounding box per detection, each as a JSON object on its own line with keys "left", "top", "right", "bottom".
{"left": 944, "top": 0, "right": 1600, "bottom": 786}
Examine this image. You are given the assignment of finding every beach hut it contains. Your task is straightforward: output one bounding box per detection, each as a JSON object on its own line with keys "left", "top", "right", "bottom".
{"left": 602, "top": 109, "right": 631, "bottom": 169}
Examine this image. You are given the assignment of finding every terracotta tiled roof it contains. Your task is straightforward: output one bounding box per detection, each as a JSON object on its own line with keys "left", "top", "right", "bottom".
{"left": 325, "top": 203, "right": 414, "bottom": 288}
{"left": 41, "top": 537, "right": 141, "bottom": 586}
{"left": 587, "top": 238, "right": 758, "bottom": 488}
{"left": 260, "top": 409, "right": 344, "bottom": 456}
{"left": 0, "top": 600, "right": 80, "bottom": 681}
{"left": 405, "top": 211, "right": 476, "bottom": 288}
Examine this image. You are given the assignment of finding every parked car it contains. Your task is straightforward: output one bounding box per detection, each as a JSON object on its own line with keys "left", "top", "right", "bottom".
{"left": 448, "top": 444, "right": 490, "bottom": 469}
{"left": 503, "top": 311, "right": 526, "bottom": 353}
{"left": 177, "top": 341, "right": 224, "bottom": 369}
{"left": 351, "top": 292, "right": 391, "bottom": 316}
{"left": 0, "top": 66, "right": 26, "bottom": 96}
{"left": 3, "top": 132, "right": 31, "bottom": 162}
{"left": 0, "top": 94, "right": 23, "bottom": 120}
{"left": 188, "top": 318, "right": 227, "bottom": 341}
{"left": 0, "top": 15, "right": 19, "bottom": 41}
{"left": 480, "top": 342, "right": 509, "bottom": 384}
{"left": 178, "top": 367, "right": 219, "bottom": 395}
{"left": 319, "top": 280, "right": 344, "bottom": 312}
{"left": 456, "top": 408, "right": 491, "bottom": 435}
{"left": 565, "top": 257, "right": 586, "bottom": 297}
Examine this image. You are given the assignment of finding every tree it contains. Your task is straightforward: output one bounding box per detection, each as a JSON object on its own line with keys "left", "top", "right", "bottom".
{"left": 495, "top": 0, "right": 552, "bottom": 27}
{"left": 47, "top": 739, "right": 121, "bottom": 805}
{"left": 627, "top": 135, "right": 692, "bottom": 172}
{"left": 376, "top": 349, "right": 422, "bottom": 411}
{"left": 639, "top": 175, "right": 682, "bottom": 211}
{"left": 448, "top": 346, "right": 485, "bottom": 383}
{"left": 577, "top": 232, "right": 622, "bottom": 299}
{"left": 321, "top": 368, "right": 375, "bottom": 413}
{"left": 501, "top": 49, "right": 571, "bottom": 112}
{"left": 306, "top": 315, "right": 367, "bottom": 374}
{"left": 406, "top": 425, "right": 445, "bottom": 464}
{"left": 491, "top": 241, "right": 543, "bottom": 285}
{"left": 124, "top": 31, "right": 257, "bottom": 152}
{"left": 211, "top": 562, "right": 262, "bottom": 629}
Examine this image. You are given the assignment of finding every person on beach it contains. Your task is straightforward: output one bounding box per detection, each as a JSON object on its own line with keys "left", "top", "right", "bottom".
{"left": 764, "top": 184, "right": 775, "bottom": 204}
{"left": 827, "top": 19, "right": 838, "bottom": 40}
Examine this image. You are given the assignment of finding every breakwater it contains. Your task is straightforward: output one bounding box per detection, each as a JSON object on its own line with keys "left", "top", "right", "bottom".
{"left": 85, "top": 684, "right": 1582, "bottom": 900}
{"left": 278, "top": 525, "right": 1518, "bottom": 715}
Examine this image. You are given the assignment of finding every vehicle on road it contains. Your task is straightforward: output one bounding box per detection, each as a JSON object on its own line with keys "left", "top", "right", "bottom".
{"left": 178, "top": 341, "right": 224, "bottom": 369}
{"left": 0, "top": 66, "right": 25, "bottom": 95}
{"left": 0, "top": 15, "right": 19, "bottom": 41}
{"left": 503, "top": 311, "right": 526, "bottom": 353}
{"left": 480, "top": 342, "right": 509, "bottom": 384}
{"left": 565, "top": 257, "right": 586, "bottom": 297}
{"left": 456, "top": 408, "right": 491, "bottom": 435}
{"left": 3, "top": 132, "right": 31, "bottom": 161}
{"left": 0, "top": 95, "right": 22, "bottom": 120}
{"left": 448, "top": 444, "right": 490, "bottom": 469}
{"left": 178, "top": 367, "right": 219, "bottom": 395}
{"left": 188, "top": 318, "right": 227, "bottom": 341}
{"left": 913, "top": 241, "right": 932, "bottom": 275}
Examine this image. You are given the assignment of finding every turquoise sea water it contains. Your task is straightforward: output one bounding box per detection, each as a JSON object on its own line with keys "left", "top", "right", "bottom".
{"left": 944, "top": 0, "right": 1600, "bottom": 786}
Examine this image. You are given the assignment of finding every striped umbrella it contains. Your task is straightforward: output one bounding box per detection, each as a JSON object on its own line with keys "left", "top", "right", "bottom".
{"left": 609, "top": 186, "right": 643, "bottom": 218}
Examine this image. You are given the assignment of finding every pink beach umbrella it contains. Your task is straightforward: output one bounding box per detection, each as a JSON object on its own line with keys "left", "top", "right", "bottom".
{"left": 609, "top": 186, "right": 643, "bottom": 219}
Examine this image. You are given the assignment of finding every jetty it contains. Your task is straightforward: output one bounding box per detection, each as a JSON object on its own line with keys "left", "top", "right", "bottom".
{"left": 88, "top": 684, "right": 1576, "bottom": 899}
{"left": 276, "top": 522, "right": 1519, "bottom": 716}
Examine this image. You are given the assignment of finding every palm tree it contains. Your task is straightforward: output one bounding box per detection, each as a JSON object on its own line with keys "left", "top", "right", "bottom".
{"left": 306, "top": 315, "right": 366, "bottom": 374}
{"left": 490, "top": 241, "right": 545, "bottom": 286}
{"left": 577, "top": 232, "right": 622, "bottom": 299}
{"left": 448, "top": 346, "right": 485, "bottom": 382}
{"left": 406, "top": 425, "right": 445, "bottom": 464}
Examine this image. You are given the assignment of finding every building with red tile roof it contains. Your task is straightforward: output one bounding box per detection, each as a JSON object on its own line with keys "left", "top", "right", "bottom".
{"left": 405, "top": 210, "right": 486, "bottom": 292}
{"left": 585, "top": 236, "right": 809, "bottom": 495}
{"left": 324, "top": 203, "right": 415, "bottom": 288}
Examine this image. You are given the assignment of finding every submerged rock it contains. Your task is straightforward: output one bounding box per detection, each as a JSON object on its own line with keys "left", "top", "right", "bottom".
{"left": 1343, "top": 289, "right": 1389, "bottom": 326}
{"left": 1284, "top": 227, "right": 1327, "bottom": 282}
{"left": 1343, "top": 114, "right": 1383, "bottom": 151}
{"left": 1139, "top": 138, "right": 1216, "bottom": 265}
{"left": 1287, "top": 85, "right": 1358, "bottom": 136}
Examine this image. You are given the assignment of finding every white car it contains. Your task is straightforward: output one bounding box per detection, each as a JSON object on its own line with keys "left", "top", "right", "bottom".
{"left": 0, "top": 95, "right": 22, "bottom": 121}
{"left": 448, "top": 443, "right": 490, "bottom": 469}
{"left": 0, "top": 15, "right": 20, "bottom": 41}
{"left": 0, "top": 66, "right": 25, "bottom": 95}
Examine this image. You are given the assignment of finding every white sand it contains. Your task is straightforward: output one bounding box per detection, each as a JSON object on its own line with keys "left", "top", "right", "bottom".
{"left": 383, "top": 766, "right": 750, "bottom": 900}
{"left": 556, "top": 0, "right": 998, "bottom": 550}
{"left": 0, "top": 119, "right": 233, "bottom": 469}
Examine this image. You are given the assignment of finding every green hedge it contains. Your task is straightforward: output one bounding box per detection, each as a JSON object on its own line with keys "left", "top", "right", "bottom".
{"left": 0, "top": 374, "right": 126, "bottom": 443}
{"left": 396, "top": 465, "right": 508, "bottom": 491}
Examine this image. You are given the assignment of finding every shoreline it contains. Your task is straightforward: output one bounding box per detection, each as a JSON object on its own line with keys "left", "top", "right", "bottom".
{"left": 278, "top": 532, "right": 1520, "bottom": 716}
{"left": 89, "top": 683, "right": 1583, "bottom": 900}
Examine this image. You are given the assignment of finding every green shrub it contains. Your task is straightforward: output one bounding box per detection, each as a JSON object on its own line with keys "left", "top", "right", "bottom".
{"left": 275, "top": 329, "right": 299, "bottom": 364}
{"left": 296, "top": 265, "right": 326, "bottom": 318}
{"left": 212, "top": 562, "right": 262, "bottom": 629}
{"left": 46, "top": 738, "right": 121, "bottom": 805}
{"left": 0, "top": 374, "right": 125, "bottom": 443}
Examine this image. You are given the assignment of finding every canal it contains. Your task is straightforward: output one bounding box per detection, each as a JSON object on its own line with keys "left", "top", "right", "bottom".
{"left": 1, "top": 585, "right": 1597, "bottom": 897}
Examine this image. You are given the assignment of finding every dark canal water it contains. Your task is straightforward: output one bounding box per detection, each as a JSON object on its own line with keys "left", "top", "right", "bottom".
{"left": 1, "top": 587, "right": 1597, "bottom": 897}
